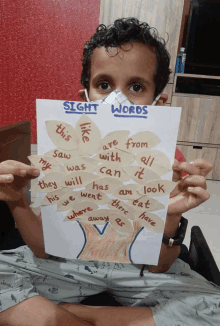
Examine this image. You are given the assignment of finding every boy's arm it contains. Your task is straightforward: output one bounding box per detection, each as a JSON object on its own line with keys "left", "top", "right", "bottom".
{"left": 149, "top": 159, "right": 212, "bottom": 273}
{"left": 6, "top": 192, "right": 50, "bottom": 259}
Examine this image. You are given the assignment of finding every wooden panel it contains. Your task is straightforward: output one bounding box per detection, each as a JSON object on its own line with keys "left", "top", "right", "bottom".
{"left": 177, "top": 144, "right": 219, "bottom": 180}
{"left": 99, "top": 0, "right": 184, "bottom": 83}
{"left": 163, "top": 83, "right": 173, "bottom": 104}
{"left": 172, "top": 95, "right": 220, "bottom": 144}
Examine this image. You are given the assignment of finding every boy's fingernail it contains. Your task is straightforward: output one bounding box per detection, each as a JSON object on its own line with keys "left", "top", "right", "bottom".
{"left": 172, "top": 163, "right": 178, "bottom": 168}
{"left": 19, "top": 170, "right": 27, "bottom": 176}
{"left": 33, "top": 169, "right": 40, "bottom": 176}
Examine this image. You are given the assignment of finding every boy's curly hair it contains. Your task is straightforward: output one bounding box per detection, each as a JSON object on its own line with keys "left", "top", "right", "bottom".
{"left": 81, "top": 17, "right": 172, "bottom": 99}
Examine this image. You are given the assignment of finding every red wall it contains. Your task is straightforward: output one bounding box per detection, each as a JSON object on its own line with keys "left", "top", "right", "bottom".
{"left": 1, "top": 0, "right": 100, "bottom": 143}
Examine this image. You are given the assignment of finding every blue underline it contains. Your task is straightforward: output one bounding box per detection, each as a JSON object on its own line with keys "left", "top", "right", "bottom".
{"left": 114, "top": 114, "right": 148, "bottom": 118}
{"left": 65, "top": 112, "right": 97, "bottom": 114}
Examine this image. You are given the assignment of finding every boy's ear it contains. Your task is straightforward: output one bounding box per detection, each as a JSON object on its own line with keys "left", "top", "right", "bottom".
{"left": 78, "top": 89, "right": 87, "bottom": 102}
{"left": 156, "top": 94, "right": 168, "bottom": 106}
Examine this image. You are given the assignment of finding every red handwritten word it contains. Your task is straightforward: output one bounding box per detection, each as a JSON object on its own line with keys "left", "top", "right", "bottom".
{"left": 125, "top": 138, "right": 148, "bottom": 150}
{"left": 65, "top": 176, "right": 82, "bottom": 186}
{"left": 115, "top": 218, "right": 125, "bottom": 227}
{"left": 80, "top": 122, "right": 91, "bottom": 143}
{"left": 138, "top": 212, "right": 156, "bottom": 226}
{"left": 66, "top": 164, "right": 86, "bottom": 172}
{"left": 53, "top": 150, "right": 71, "bottom": 160}
{"left": 111, "top": 199, "right": 129, "bottom": 215}
{"left": 92, "top": 181, "right": 109, "bottom": 191}
{"left": 56, "top": 124, "right": 72, "bottom": 141}
{"left": 46, "top": 194, "right": 59, "bottom": 204}
{"left": 141, "top": 156, "right": 155, "bottom": 167}
{"left": 67, "top": 206, "right": 92, "bottom": 219}
{"left": 62, "top": 195, "right": 76, "bottom": 206}
{"left": 103, "top": 140, "right": 118, "bottom": 150}
{"left": 143, "top": 184, "right": 165, "bottom": 194}
{"left": 38, "top": 180, "right": 57, "bottom": 190}
{"left": 39, "top": 158, "right": 52, "bottom": 171}
{"left": 100, "top": 166, "right": 121, "bottom": 178}
{"left": 99, "top": 152, "right": 121, "bottom": 162}
{"left": 132, "top": 199, "right": 150, "bottom": 209}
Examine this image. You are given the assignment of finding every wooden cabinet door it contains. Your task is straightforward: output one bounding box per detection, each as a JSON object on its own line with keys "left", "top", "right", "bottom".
{"left": 177, "top": 144, "right": 219, "bottom": 180}
{"left": 100, "top": 0, "right": 184, "bottom": 83}
{"left": 172, "top": 95, "right": 220, "bottom": 144}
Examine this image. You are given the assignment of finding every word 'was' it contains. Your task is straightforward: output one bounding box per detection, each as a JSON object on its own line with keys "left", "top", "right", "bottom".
{"left": 56, "top": 124, "right": 72, "bottom": 142}
{"left": 66, "top": 164, "right": 86, "bottom": 172}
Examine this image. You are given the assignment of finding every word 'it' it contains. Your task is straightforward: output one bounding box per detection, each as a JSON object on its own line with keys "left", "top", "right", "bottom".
{"left": 56, "top": 124, "right": 72, "bottom": 142}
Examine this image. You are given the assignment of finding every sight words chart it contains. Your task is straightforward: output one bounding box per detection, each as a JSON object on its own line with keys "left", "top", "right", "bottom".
{"left": 33, "top": 99, "right": 181, "bottom": 265}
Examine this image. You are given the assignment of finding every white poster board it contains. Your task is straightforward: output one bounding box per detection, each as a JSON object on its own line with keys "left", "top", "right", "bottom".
{"left": 34, "top": 99, "right": 181, "bottom": 265}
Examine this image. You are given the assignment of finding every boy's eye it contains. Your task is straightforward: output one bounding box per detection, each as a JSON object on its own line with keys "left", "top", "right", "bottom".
{"left": 130, "top": 84, "right": 143, "bottom": 92}
{"left": 97, "top": 82, "right": 111, "bottom": 90}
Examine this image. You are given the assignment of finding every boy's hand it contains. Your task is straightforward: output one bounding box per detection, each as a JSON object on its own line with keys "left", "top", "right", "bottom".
{"left": 0, "top": 160, "right": 40, "bottom": 202}
{"left": 168, "top": 158, "right": 213, "bottom": 216}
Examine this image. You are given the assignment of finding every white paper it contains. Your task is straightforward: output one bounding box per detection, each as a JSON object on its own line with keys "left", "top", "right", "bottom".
{"left": 36, "top": 99, "right": 181, "bottom": 265}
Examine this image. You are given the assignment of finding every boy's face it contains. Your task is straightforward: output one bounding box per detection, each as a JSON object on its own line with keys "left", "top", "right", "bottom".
{"left": 80, "top": 42, "right": 168, "bottom": 106}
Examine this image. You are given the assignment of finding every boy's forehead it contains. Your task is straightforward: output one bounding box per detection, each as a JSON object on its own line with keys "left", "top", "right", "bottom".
{"left": 90, "top": 42, "right": 157, "bottom": 78}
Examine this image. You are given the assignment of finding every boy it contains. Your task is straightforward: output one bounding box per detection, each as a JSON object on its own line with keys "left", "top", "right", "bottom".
{"left": 0, "top": 18, "right": 219, "bottom": 326}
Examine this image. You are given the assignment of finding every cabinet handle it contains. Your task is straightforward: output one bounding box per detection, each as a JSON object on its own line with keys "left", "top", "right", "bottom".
{"left": 193, "top": 146, "right": 203, "bottom": 149}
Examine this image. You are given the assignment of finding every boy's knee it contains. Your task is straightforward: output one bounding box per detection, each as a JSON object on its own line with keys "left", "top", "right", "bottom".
{"left": 0, "top": 295, "right": 59, "bottom": 326}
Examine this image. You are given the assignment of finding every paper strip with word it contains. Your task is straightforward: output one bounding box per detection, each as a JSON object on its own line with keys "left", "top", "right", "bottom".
{"left": 138, "top": 180, "right": 176, "bottom": 196}
{"left": 135, "top": 150, "right": 172, "bottom": 176}
{"left": 116, "top": 131, "right": 161, "bottom": 153}
{"left": 58, "top": 171, "right": 100, "bottom": 189}
{"left": 136, "top": 212, "right": 164, "bottom": 233}
{"left": 123, "top": 166, "right": 161, "bottom": 184}
{"left": 45, "top": 148, "right": 87, "bottom": 164}
{"left": 108, "top": 199, "right": 136, "bottom": 221}
{"left": 30, "top": 172, "right": 65, "bottom": 193}
{"left": 41, "top": 188, "right": 71, "bottom": 206}
{"left": 45, "top": 120, "right": 79, "bottom": 150}
{"left": 75, "top": 114, "right": 102, "bottom": 155}
{"left": 95, "top": 163, "right": 130, "bottom": 182}
{"left": 86, "top": 177, "right": 123, "bottom": 194}
{"left": 94, "top": 149, "right": 134, "bottom": 165}
{"left": 63, "top": 157, "right": 98, "bottom": 173}
{"left": 98, "top": 130, "right": 130, "bottom": 151}
{"left": 109, "top": 214, "right": 134, "bottom": 235}
{"left": 112, "top": 183, "right": 140, "bottom": 199}
{"left": 126, "top": 195, "right": 165, "bottom": 212}
{"left": 64, "top": 201, "right": 99, "bottom": 221}
{"left": 57, "top": 190, "right": 80, "bottom": 211}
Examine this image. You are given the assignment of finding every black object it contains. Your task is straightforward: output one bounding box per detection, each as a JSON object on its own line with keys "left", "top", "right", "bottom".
{"left": 175, "top": 76, "right": 220, "bottom": 97}
{"left": 162, "top": 216, "right": 188, "bottom": 246}
{"left": 185, "top": 0, "right": 220, "bottom": 76}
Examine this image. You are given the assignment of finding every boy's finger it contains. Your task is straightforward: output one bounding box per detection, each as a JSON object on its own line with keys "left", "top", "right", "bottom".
{"left": 0, "top": 165, "right": 40, "bottom": 178}
{"left": 180, "top": 175, "right": 207, "bottom": 190}
{"left": 172, "top": 161, "right": 201, "bottom": 176}
{"left": 189, "top": 159, "right": 213, "bottom": 176}
{"left": 187, "top": 186, "right": 210, "bottom": 204}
